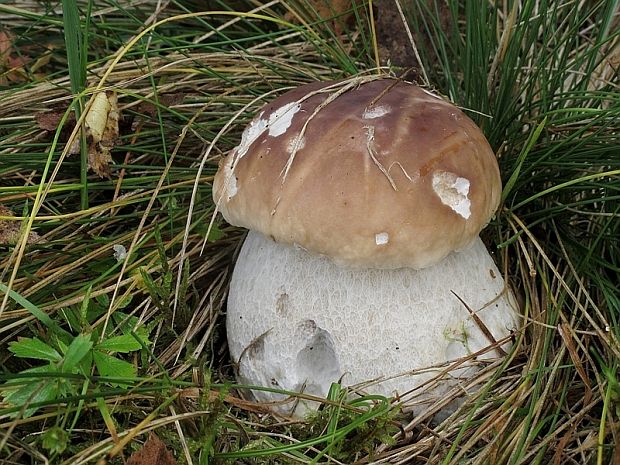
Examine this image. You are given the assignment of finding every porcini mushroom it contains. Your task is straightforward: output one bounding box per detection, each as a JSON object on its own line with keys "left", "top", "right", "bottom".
{"left": 213, "top": 78, "right": 519, "bottom": 416}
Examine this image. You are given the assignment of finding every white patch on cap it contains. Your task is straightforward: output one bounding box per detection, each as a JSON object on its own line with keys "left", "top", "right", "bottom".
{"left": 226, "top": 172, "right": 238, "bottom": 199}
{"left": 375, "top": 232, "right": 389, "bottom": 246}
{"left": 268, "top": 102, "right": 301, "bottom": 137}
{"left": 236, "top": 112, "right": 268, "bottom": 159}
{"left": 231, "top": 102, "right": 301, "bottom": 160}
{"left": 363, "top": 105, "right": 391, "bottom": 119}
{"left": 220, "top": 156, "right": 238, "bottom": 200}
{"left": 432, "top": 171, "right": 471, "bottom": 219}
{"left": 287, "top": 134, "right": 306, "bottom": 154}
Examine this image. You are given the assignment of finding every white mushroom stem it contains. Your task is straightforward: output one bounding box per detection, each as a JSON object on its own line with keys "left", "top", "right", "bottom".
{"left": 227, "top": 231, "right": 519, "bottom": 416}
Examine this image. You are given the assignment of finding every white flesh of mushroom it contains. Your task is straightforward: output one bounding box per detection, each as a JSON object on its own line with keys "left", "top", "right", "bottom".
{"left": 227, "top": 231, "right": 519, "bottom": 416}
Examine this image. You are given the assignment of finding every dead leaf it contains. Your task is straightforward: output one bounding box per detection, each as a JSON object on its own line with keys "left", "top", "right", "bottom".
{"left": 36, "top": 109, "right": 75, "bottom": 132}
{"left": 137, "top": 93, "right": 185, "bottom": 117}
{"left": 47, "top": 91, "right": 121, "bottom": 177}
{"left": 81, "top": 91, "right": 119, "bottom": 177}
{"left": 86, "top": 92, "right": 113, "bottom": 142}
{"left": 0, "top": 31, "right": 11, "bottom": 57}
{"left": 0, "top": 29, "right": 31, "bottom": 85}
{"left": 35, "top": 93, "right": 122, "bottom": 179}
{"left": 126, "top": 433, "right": 178, "bottom": 465}
{"left": 91, "top": 91, "right": 119, "bottom": 177}
{"left": 0, "top": 205, "right": 41, "bottom": 246}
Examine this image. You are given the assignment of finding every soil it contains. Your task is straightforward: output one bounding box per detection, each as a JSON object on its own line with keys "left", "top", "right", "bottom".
{"left": 375, "top": 0, "right": 451, "bottom": 81}
{"left": 375, "top": 0, "right": 418, "bottom": 71}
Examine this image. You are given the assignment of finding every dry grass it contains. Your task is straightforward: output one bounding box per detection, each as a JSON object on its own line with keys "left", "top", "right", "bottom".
{"left": 0, "top": 1, "right": 618, "bottom": 464}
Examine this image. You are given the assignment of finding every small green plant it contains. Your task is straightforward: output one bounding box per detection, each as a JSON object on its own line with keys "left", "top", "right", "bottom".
{"left": 2, "top": 291, "right": 152, "bottom": 418}
{"left": 138, "top": 225, "right": 193, "bottom": 327}
{"left": 306, "top": 384, "right": 399, "bottom": 462}
{"left": 214, "top": 383, "right": 398, "bottom": 463}
{"left": 40, "top": 426, "right": 69, "bottom": 455}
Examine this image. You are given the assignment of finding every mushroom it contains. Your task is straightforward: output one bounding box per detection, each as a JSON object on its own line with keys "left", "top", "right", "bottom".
{"left": 213, "top": 78, "right": 519, "bottom": 416}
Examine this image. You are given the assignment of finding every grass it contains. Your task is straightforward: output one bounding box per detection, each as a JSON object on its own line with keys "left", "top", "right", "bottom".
{"left": 0, "top": 0, "right": 618, "bottom": 463}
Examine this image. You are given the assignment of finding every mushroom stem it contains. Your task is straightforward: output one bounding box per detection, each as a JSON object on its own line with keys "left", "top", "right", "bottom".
{"left": 227, "top": 231, "right": 518, "bottom": 416}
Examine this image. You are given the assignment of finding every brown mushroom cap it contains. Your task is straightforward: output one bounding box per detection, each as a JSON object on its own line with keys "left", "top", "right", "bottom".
{"left": 213, "top": 78, "right": 501, "bottom": 269}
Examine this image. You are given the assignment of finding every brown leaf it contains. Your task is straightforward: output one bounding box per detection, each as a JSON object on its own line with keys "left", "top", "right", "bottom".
{"left": 84, "top": 91, "right": 120, "bottom": 177}
{"left": 36, "top": 93, "right": 120, "bottom": 178}
{"left": 0, "top": 204, "right": 41, "bottom": 246}
{"left": 0, "top": 29, "right": 31, "bottom": 84}
{"left": 126, "top": 433, "right": 178, "bottom": 465}
{"left": 35, "top": 109, "right": 73, "bottom": 132}
{"left": 0, "top": 31, "right": 11, "bottom": 57}
{"left": 137, "top": 93, "right": 185, "bottom": 117}
{"left": 101, "top": 92, "right": 120, "bottom": 145}
{"left": 35, "top": 106, "right": 81, "bottom": 154}
{"left": 88, "top": 146, "right": 113, "bottom": 177}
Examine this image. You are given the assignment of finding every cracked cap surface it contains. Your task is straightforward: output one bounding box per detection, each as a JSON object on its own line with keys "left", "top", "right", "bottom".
{"left": 213, "top": 78, "right": 501, "bottom": 269}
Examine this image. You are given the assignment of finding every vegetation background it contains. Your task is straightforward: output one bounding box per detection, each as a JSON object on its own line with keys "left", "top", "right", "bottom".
{"left": 0, "top": 0, "right": 618, "bottom": 463}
